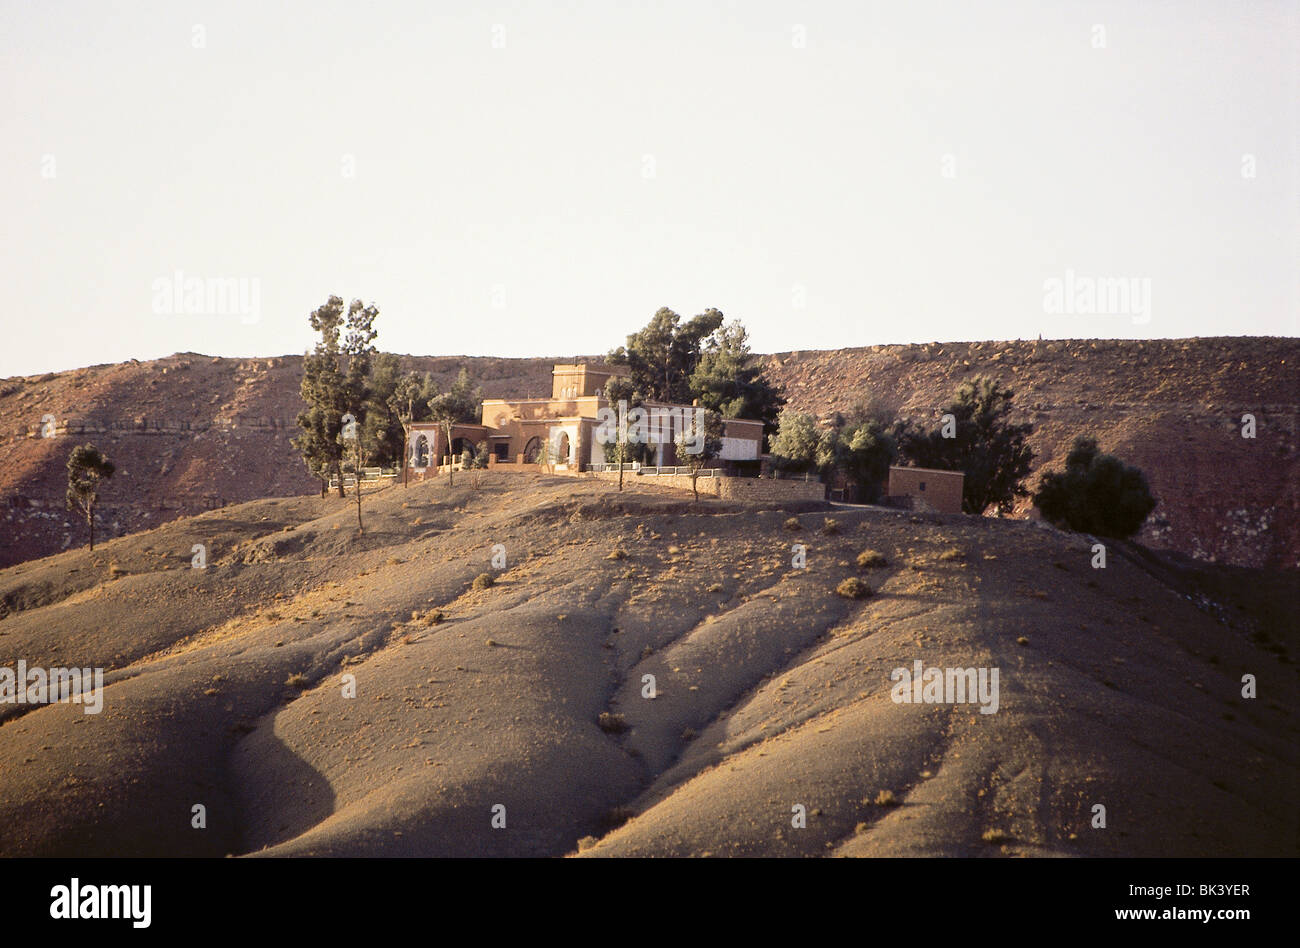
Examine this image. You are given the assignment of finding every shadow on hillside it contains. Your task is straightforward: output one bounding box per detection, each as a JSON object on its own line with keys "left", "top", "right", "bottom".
{"left": 228, "top": 729, "right": 337, "bottom": 856}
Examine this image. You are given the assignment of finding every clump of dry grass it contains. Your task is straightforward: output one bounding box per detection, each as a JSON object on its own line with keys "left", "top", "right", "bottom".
{"left": 873, "top": 789, "right": 900, "bottom": 807}
{"left": 836, "top": 577, "right": 871, "bottom": 599}
{"left": 472, "top": 573, "right": 495, "bottom": 590}
{"left": 981, "top": 827, "right": 1010, "bottom": 843}
{"left": 607, "top": 548, "right": 628, "bottom": 560}
{"left": 820, "top": 518, "right": 841, "bottom": 535}
{"left": 856, "top": 550, "right": 888, "bottom": 568}
{"left": 597, "top": 712, "right": 628, "bottom": 734}
{"left": 576, "top": 835, "right": 599, "bottom": 853}
{"left": 938, "top": 548, "right": 964, "bottom": 562}
{"left": 286, "top": 672, "right": 309, "bottom": 689}
{"left": 783, "top": 517, "right": 801, "bottom": 531}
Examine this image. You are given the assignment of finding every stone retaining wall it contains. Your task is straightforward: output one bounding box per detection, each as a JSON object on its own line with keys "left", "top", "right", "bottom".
{"left": 586, "top": 470, "right": 825, "bottom": 502}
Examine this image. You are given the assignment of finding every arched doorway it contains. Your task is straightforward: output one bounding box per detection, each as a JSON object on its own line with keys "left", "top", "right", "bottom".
{"left": 454, "top": 439, "right": 478, "bottom": 466}
{"left": 523, "top": 436, "right": 542, "bottom": 464}
{"left": 555, "top": 432, "right": 571, "bottom": 464}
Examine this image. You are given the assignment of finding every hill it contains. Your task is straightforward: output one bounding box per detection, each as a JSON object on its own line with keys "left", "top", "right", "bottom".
{"left": 1, "top": 336, "right": 1296, "bottom": 569}
{"left": 765, "top": 337, "right": 1298, "bottom": 569}
{"left": 0, "top": 474, "right": 1294, "bottom": 857}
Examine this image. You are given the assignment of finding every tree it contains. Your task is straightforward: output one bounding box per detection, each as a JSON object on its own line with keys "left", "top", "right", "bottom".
{"left": 66, "top": 443, "right": 114, "bottom": 551}
{"left": 427, "top": 393, "right": 461, "bottom": 487}
{"left": 1033, "top": 436, "right": 1157, "bottom": 539}
{"left": 362, "top": 352, "right": 406, "bottom": 471}
{"left": 535, "top": 430, "right": 553, "bottom": 474}
{"left": 896, "top": 376, "right": 1035, "bottom": 514}
{"left": 443, "top": 367, "right": 482, "bottom": 424}
{"left": 598, "top": 375, "right": 646, "bottom": 491}
{"left": 463, "top": 439, "right": 489, "bottom": 489}
{"left": 771, "top": 408, "right": 896, "bottom": 500}
{"left": 607, "top": 307, "right": 725, "bottom": 404}
{"left": 769, "top": 408, "right": 821, "bottom": 473}
{"left": 293, "top": 296, "right": 380, "bottom": 498}
{"left": 420, "top": 369, "right": 481, "bottom": 489}
{"left": 831, "top": 419, "right": 897, "bottom": 503}
{"left": 689, "top": 320, "right": 785, "bottom": 442}
{"left": 340, "top": 413, "right": 371, "bottom": 533}
{"left": 674, "top": 408, "right": 724, "bottom": 502}
{"left": 388, "top": 369, "right": 438, "bottom": 487}
{"left": 294, "top": 300, "right": 347, "bottom": 497}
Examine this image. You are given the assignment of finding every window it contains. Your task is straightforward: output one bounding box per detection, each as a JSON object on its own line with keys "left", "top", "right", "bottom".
{"left": 919, "top": 481, "right": 926, "bottom": 491}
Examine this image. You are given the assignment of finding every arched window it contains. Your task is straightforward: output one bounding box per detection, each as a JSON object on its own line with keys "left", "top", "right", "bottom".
{"left": 412, "top": 434, "right": 430, "bottom": 469}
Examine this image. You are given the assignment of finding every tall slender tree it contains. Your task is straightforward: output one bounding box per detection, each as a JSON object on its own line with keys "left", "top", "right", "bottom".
{"left": 294, "top": 296, "right": 380, "bottom": 498}
{"left": 689, "top": 319, "right": 785, "bottom": 441}
{"left": 66, "top": 443, "right": 114, "bottom": 551}
{"left": 674, "top": 408, "right": 724, "bottom": 502}
{"left": 388, "top": 370, "right": 438, "bottom": 487}
{"left": 599, "top": 375, "right": 645, "bottom": 491}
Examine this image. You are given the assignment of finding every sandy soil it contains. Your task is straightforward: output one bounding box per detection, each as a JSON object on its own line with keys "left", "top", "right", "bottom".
{"left": 0, "top": 473, "right": 1295, "bottom": 857}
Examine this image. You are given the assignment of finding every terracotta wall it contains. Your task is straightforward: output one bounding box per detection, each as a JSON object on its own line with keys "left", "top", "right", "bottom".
{"left": 886, "top": 466, "right": 964, "bottom": 514}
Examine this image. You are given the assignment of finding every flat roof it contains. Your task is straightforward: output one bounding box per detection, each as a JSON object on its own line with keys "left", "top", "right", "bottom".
{"left": 889, "top": 465, "right": 964, "bottom": 477}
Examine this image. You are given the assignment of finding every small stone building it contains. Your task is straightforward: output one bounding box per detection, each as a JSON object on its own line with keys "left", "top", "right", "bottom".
{"left": 886, "top": 465, "right": 965, "bottom": 515}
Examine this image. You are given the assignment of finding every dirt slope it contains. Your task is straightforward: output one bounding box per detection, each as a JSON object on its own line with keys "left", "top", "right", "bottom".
{"left": 0, "top": 474, "right": 1294, "bottom": 857}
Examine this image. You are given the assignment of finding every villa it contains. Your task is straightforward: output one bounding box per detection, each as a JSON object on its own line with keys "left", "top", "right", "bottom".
{"left": 407, "top": 362, "right": 766, "bottom": 474}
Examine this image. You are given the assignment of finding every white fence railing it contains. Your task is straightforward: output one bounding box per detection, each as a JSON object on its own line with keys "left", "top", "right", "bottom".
{"left": 327, "top": 467, "right": 400, "bottom": 489}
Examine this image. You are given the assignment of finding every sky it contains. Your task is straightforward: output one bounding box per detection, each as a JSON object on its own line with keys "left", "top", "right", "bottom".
{"left": 2, "top": 0, "right": 1295, "bottom": 377}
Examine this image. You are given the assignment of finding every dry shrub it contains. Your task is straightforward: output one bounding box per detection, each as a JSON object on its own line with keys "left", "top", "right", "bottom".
{"left": 836, "top": 577, "right": 871, "bottom": 599}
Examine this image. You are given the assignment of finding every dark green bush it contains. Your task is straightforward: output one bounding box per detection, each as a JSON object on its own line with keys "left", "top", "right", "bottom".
{"left": 1033, "top": 436, "right": 1156, "bottom": 539}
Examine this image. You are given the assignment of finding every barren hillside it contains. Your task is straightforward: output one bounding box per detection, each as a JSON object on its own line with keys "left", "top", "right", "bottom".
{"left": 1, "top": 337, "right": 1296, "bottom": 570}
{"left": 765, "top": 337, "right": 1299, "bottom": 569}
{"left": 0, "top": 475, "right": 1295, "bottom": 857}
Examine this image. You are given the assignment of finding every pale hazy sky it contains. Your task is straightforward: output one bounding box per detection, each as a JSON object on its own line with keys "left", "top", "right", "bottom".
{"left": 3, "top": 0, "right": 1295, "bottom": 377}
